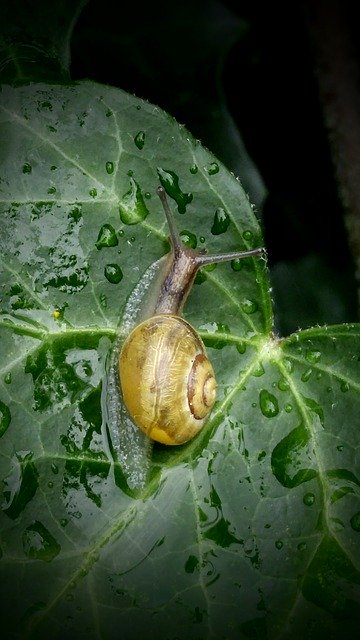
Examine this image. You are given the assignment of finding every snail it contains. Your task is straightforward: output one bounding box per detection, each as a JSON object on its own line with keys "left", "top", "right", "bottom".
{"left": 118, "top": 186, "right": 264, "bottom": 446}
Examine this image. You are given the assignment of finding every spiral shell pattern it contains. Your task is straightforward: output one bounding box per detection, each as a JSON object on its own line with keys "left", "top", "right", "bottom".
{"left": 119, "top": 314, "right": 217, "bottom": 445}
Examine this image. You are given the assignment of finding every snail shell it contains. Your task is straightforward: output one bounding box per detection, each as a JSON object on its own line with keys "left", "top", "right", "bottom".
{"left": 119, "top": 314, "right": 216, "bottom": 445}
{"left": 117, "top": 186, "right": 263, "bottom": 448}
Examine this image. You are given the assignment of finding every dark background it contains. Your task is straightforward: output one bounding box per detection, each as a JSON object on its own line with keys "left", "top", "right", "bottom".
{"left": 69, "top": 0, "right": 358, "bottom": 335}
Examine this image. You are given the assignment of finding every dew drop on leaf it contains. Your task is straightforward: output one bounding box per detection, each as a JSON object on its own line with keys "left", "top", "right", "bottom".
{"left": 259, "top": 389, "right": 279, "bottom": 418}
{"left": 89, "top": 188, "right": 97, "bottom": 198}
{"left": 241, "top": 299, "right": 258, "bottom": 314}
{"left": 189, "top": 163, "right": 198, "bottom": 174}
{"left": 104, "top": 264, "right": 123, "bottom": 284}
{"left": 282, "top": 358, "right": 294, "bottom": 373}
{"left": 297, "top": 542, "right": 307, "bottom": 551}
{"left": 22, "top": 521, "right": 61, "bottom": 562}
{"left": 231, "top": 258, "right": 244, "bottom": 271}
{"left": 206, "top": 162, "right": 219, "bottom": 175}
{"left": 301, "top": 368, "right": 312, "bottom": 382}
{"left": 252, "top": 363, "right": 265, "bottom": 377}
{"left": 277, "top": 377, "right": 289, "bottom": 391}
{"left": 236, "top": 341, "right": 246, "bottom": 354}
{"left": 119, "top": 177, "right": 150, "bottom": 224}
{"left": 22, "top": 162, "right": 32, "bottom": 174}
{"left": 340, "top": 380, "right": 350, "bottom": 392}
{"left": 2, "top": 451, "right": 39, "bottom": 519}
{"left": 350, "top": 512, "right": 360, "bottom": 532}
{"left": 4, "top": 373, "right": 11, "bottom": 384}
{"left": 134, "top": 131, "right": 145, "bottom": 149}
{"left": 275, "top": 540, "right": 283, "bottom": 550}
{"left": 211, "top": 207, "right": 230, "bottom": 235}
{"left": 184, "top": 554, "right": 199, "bottom": 573}
{"left": 306, "top": 349, "right": 321, "bottom": 364}
{"left": 243, "top": 230, "right": 253, "bottom": 242}
{"left": 303, "top": 492, "right": 315, "bottom": 506}
{"left": 284, "top": 403, "right": 293, "bottom": 413}
{"left": 95, "top": 224, "right": 119, "bottom": 249}
{"left": 271, "top": 424, "right": 318, "bottom": 488}
{"left": 51, "top": 463, "right": 59, "bottom": 474}
{"left": 0, "top": 399, "right": 11, "bottom": 437}
{"left": 180, "top": 229, "right": 197, "bottom": 249}
{"left": 157, "top": 167, "right": 193, "bottom": 213}
{"left": 106, "top": 161, "right": 114, "bottom": 174}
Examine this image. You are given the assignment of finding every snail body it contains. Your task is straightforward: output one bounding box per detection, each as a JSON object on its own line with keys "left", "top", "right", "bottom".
{"left": 118, "top": 187, "right": 263, "bottom": 446}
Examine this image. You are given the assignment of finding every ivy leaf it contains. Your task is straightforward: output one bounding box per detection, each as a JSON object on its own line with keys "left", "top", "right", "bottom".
{"left": 0, "top": 82, "right": 359, "bottom": 640}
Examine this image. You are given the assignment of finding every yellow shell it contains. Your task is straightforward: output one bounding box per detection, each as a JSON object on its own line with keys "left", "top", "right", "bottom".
{"left": 119, "top": 314, "right": 217, "bottom": 445}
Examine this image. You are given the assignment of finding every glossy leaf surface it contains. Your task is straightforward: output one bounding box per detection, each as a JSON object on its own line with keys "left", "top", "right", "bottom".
{"left": 0, "top": 83, "right": 359, "bottom": 639}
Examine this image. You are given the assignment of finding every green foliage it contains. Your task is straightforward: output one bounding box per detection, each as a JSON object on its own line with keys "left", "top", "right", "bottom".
{"left": 0, "top": 82, "right": 360, "bottom": 640}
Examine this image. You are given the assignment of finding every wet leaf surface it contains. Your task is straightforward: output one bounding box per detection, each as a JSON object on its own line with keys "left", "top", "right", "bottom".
{"left": 0, "top": 83, "right": 359, "bottom": 639}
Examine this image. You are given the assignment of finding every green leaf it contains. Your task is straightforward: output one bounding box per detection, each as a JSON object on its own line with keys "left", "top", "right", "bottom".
{"left": 1, "top": 82, "right": 360, "bottom": 640}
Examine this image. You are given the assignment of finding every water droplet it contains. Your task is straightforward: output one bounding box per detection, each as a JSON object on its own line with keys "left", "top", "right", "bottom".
{"left": 297, "top": 542, "right": 307, "bottom": 551}
{"left": 206, "top": 162, "right": 219, "bottom": 175}
{"left": 231, "top": 258, "right": 244, "bottom": 271}
{"left": 350, "top": 512, "right": 360, "bottom": 532}
{"left": 22, "top": 163, "right": 32, "bottom": 174}
{"left": 236, "top": 341, "right": 246, "bottom": 354}
{"left": 144, "top": 192, "right": 151, "bottom": 199}
{"left": 60, "top": 518, "right": 68, "bottom": 527}
{"left": 252, "top": 363, "right": 265, "bottom": 377}
{"left": 340, "top": 380, "right": 350, "bottom": 392}
{"left": 243, "top": 230, "right": 253, "bottom": 242}
{"left": 303, "top": 492, "right": 315, "bottom": 506}
{"left": 185, "top": 554, "right": 199, "bottom": 573}
{"left": 284, "top": 403, "right": 293, "bottom": 413}
{"left": 119, "top": 229, "right": 125, "bottom": 237}
{"left": 283, "top": 358, "right": 293, "bottom": 373}
{"left": 301, "top": 368, "right": 312, "bottom": 382}
{"left": 95, "top": 224, "right": 119, "bottom": 249}
{"left": 157, "top": 168, "right": 193, "bottom": 213}
{"left": 0, "top": 400, "right": 11, "bottom": 437}
{"left": 51, "top": 463, "right": 59, "bottom": 474}
{"left": 51, "top": 165, "right": 57, "bottom": 171}
{"left": 190, "top": 164, "right": 198, "bottom": 174}
{"left": 199, "top": 236, "right": 205, "bottom": 243}
{"left": 4, "top": 373, "right": 11, "bottom": 384}
{"left": 2, "top": 451, "right": 39, "bottom": 519}
{"left": 259, "top": 389, "right": 279, "bottom": 418}
{"left": 119, "top": 178, "right": 149, "bottom": 224}
{"left": 47, "top": 481, "right": 54, "bottom": 488}
{"left": 106, "top": 161, "right": 114, "bottom": 174}
{"left": 241, "top": 299, "right": 258, "bottom": 314}
{"left": 47, "top": 186, "right": 56, "bottom": 194}
{"left": 271, "top": 424, "right": 317, "bottom": 488}
{"left": 22, "top": 521, "right": 61, "bottom": 562}
{"left": 306, "top": 350, "right": 321, "bottom": 364}
{"left": 211, "top": 207, "right": 230, "bottom": 235}
{"left": 180, "top": 230, "right": 197, "bottom": 249}
{"left": 277, "top": 377, "right": 289, "bottom": 391}
{"left": 89, "top": 188, "right": 97, "bottom": 198}
{"left": 127, "top": 169, "right": 134, "bottom": 177}
{"left": 134, "top": 131, "right": 145, "bottom": 149}
{"left": 337, "top": 444, "right": 344, "bottom": 452}
{"left": 275, "top": 540, "right": 283, "bottom": 550}
{"left": 104, "top": 264, "right": 123, "bottom": 284}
